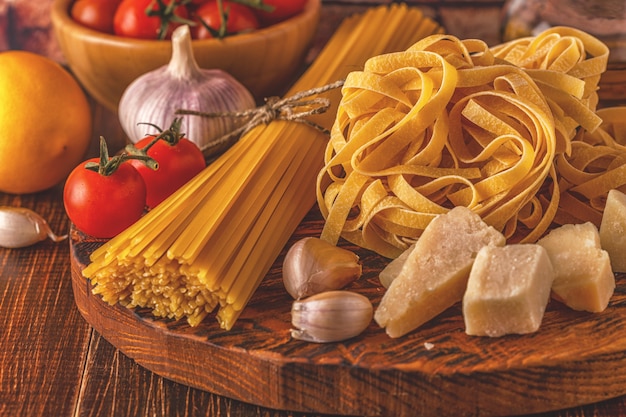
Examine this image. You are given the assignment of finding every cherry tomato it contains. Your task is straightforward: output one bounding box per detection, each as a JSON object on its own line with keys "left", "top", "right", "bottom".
{"left": 192, "top": 1, "right": 260, "bottom": 39}
{"left": 64, "top": 141, "right": 147, "bottom": 239}
{"left": 255, "top": 0, "right": 307, "bottom": 25}
{"left": 127, "top": 120, "right": 206, "bottom": 209}
{"left": 71, "top": 0, "right": 123, "bottom": 34}
{"left": 113, "top": 0, "right": 190, "bottom": 39}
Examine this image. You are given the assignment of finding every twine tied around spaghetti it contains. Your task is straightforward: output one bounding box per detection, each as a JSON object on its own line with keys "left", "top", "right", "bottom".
{"left": 175, "top": 80, "right": 345, "bottom": 154}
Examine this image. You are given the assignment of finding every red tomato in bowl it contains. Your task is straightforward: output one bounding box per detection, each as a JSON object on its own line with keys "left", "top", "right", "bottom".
{"left": 192, "top": 0, "right": 260, "bottom": 39}
{"left": 127, "top": 121, "right": 206, "bottom": 209}
{"left": 71, "top": 0, "right": 123, "bottom": 33}
{"left": 113, "top": 0, "right": 190, "bottom": 39}
{"left": 255, "top": 0, "right": 307, "bottom": 25}
{"left": 64, "top": 150, "right": 147, "bottom": 239}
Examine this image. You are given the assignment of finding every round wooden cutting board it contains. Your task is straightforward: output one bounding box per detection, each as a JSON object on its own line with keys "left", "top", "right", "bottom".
{"left": 69, "top": 204, "right": 626, "bottom": 417}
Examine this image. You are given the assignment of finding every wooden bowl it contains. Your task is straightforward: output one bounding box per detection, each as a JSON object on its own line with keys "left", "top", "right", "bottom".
{"left": 51, "top": 0, "right": 321, "bottom": 111}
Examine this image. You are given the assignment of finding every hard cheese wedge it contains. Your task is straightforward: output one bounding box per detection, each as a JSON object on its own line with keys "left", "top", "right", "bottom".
{"left": 538, "top": 222, "right": 615, "bottom": 313}
{"left": 600, "top": 188, "right": 626, "bottom": 273}
{"left": 378, "top": 243, "right": 415, "bottom": 289}
{"left": 463, "top": 244, "right": 555, "bottom": 337}
{"left": 374, "top": 206, "right": 505, "bottom": 338}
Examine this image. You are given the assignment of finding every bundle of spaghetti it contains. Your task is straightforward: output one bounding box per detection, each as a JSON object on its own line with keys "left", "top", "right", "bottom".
{"left": 316, "top": 27, "right": 618, "bottom": 259}
{"left": 82, "top": 4, "right": 444, "bottom": 329}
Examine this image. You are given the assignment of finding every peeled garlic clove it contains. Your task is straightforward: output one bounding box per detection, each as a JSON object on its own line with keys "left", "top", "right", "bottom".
{"left": 0, "top": 206, "right": 67, "bottom": 248}
{"left": 282, "top": 237, "right": 362, "bottom": 300}
{"left": 291, "top": 290, "right": 373, "bottom": 343}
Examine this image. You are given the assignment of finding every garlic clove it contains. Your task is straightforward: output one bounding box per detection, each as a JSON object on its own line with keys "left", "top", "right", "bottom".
{"left": 0, "top": 206, "right": 67, "bottom": 248}
{"left": 291, "top": 290, "right": 373, "bottom": 343}
{"left": 282, "top": 237, "right": 362, "bottom": 300}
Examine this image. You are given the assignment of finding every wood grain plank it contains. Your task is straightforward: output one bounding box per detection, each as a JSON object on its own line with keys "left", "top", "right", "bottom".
{"left": 2, "top": 188, "right": 626, "bottom": 417}
{"left": 0, "top": 187, "right": 92, "bottom": 417}
{"left": 77, "top": 330, "right": 332, "bottom": 417}
{"left": 70, "top": 201, "right": 626, "bottom": 417}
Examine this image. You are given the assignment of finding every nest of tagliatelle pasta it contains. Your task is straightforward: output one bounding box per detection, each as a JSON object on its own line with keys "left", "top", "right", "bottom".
{"left": 316, "top": 26, "right": 626, "bottom": 259}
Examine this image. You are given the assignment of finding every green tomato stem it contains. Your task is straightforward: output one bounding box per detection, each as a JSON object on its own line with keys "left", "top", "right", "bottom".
{"left": 85, "top": 137, "right": 158, "bottom": 177}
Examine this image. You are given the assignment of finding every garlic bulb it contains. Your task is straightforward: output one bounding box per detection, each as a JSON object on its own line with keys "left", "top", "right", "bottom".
{"left": 118, "top": 25, "right": 256, "bottom": 157}
{"left": 282, "top": 237, "right": 362, "bottom": 299}
{"left": 291, "top": 290, "right": 373, "bottom": 343}
{"left": 0, "top": 207, "right": 67, "bottom": 248}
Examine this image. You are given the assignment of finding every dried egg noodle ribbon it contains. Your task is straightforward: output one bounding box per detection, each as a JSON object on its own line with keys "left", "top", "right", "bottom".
{"left": 554, "top": 107, "right": 626, "bottom": 226}
{"left": 491, "top": 27, "right": 609, "bottom": 140}
{"left": 317, "top": 28, "right": 622, "bottom": 259}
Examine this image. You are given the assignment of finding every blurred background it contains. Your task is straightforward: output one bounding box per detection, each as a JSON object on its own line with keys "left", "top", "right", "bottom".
{"left": 0, "top": 0, "right": 506, "bottom": 65}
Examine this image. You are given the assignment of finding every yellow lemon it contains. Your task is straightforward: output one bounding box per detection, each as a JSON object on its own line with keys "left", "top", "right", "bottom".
{"left": 0, "top": 50, "right": 92, "bottom": 194}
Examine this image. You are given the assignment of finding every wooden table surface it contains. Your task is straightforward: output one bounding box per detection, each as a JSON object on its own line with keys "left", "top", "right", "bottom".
{"left": 3, "top": 1, "right": 626, "bottom": 416}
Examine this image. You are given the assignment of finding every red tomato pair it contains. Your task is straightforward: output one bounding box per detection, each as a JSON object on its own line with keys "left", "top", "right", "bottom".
{"left": 70, "top": 0, "right": 307, "bottom": 40}
{"left": 192, "top": 0, "right": 309, "bottom": 38}
{"left": 70, "top": 0, "right": 187, "bottom": 39}
{"left": 113, "top": 0, "right": 191, "bottom": 39}
{"left": 64, "top": 119, "right": 206, "bottom": 238}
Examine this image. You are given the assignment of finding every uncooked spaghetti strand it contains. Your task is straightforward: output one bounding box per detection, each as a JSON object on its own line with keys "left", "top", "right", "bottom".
{"left": 192, "top": 122, "right": 307, "bottom": 290}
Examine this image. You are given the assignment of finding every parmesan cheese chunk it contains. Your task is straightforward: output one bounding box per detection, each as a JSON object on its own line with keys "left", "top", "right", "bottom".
{"left": 538, "top": 222, "right": 615, "bottom": 313}
{"left": 463, "top": 244, "right": 555, "bottom": 337}
{"left": 600, "top": 189, "right": 626, "bottom": 273}
{"left": 378, "top": 243, "right": 415, "bottom": 289}
{"left": 374, "top": 206, "right": 505, "bottom": 338}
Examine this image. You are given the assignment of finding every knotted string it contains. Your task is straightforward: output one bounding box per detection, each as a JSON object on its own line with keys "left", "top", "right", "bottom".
{"left": 175, "top": 80, "right": 345, "bottom": 154}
